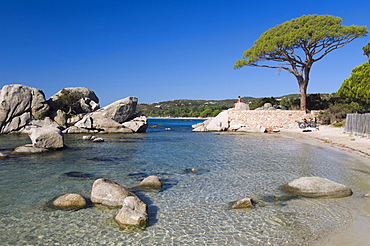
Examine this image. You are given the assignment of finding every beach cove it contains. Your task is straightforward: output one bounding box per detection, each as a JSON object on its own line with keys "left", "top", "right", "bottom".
{"left": 0, "top": 118, "right": 369, "bottom": 245}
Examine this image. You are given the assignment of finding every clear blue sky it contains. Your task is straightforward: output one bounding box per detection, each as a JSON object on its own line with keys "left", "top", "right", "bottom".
{"left": 1, "top": 0, "right": 369, "bottom": 106}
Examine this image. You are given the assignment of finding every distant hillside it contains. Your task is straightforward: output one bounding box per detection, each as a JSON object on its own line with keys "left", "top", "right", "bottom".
{"left": 137, "top": 99, "right": 238, "bottom": 118}
{"left": 137, "top": 94, "right": 330, "bottom": 117}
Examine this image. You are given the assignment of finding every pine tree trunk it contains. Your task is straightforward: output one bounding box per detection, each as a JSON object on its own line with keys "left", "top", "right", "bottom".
{"left": 297, "top": 76, "right": 308, "bottom": 112}
{"left": 299, "top": 84, "right": 307, "bottom": 111}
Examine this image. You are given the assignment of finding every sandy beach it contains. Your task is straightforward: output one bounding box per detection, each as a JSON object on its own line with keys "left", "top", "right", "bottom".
{"left": 281, "top": 125, "right": 370, "bottom": 245}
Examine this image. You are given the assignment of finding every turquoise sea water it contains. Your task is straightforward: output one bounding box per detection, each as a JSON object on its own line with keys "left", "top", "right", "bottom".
{"left": 0, "top": 118, "right": 369, "bottom": 245}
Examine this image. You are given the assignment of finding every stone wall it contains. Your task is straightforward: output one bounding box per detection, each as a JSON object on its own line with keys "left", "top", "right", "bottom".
{"left": 228, "top": 109, "right": 319, "bottom": 130}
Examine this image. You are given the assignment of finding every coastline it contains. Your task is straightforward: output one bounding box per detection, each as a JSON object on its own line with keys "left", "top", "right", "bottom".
{"left": 281, "top": 125, "right": 370, "bottom": 166}
{"left": 281, "top": 126, "right": 370, "bottom": 245}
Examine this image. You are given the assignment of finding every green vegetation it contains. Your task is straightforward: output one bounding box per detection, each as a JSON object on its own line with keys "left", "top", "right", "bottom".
{"left": 363, "top": 42, "right": 370, "bottom": 61}
{"left": 248, "top": 97, "right": 278, "bottom": 110}
{"left": 234, "top": 14, "right": 368, "bottom": 111}
{"left": 137, "top": 99, "right": 237, "bottom": 118}
{"left": 137, "top": 94, "right": 331, "bottom": 118}
{"left": 54, "top": 89, "right": 84, "bottom": 115}
{"left": 337, "top": 62, "right": 370, "bottom": 103}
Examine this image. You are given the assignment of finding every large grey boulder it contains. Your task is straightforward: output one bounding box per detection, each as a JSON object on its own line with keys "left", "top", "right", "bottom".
{"left": 204, "top": 111, "right": 229, "bottom": 131}
{"left": 91, "top": 178, "right": 135, "bottom": 207}
{"left": 67, "top": 97, "right": 139, "bottom": 133}
{"left": 0, "top": 84, "right": 49, "bottom": 133}
{"left": 29, "top": 126, "right": 64, "bottom": 149}
{"left": 114, "top": 196, "right": 148, "bottom": 229}
{"left": 68, "top": 116, "right": 133, "bottom": 133}
{"left": 122, "top": 114, "right": 148, "bottom": 133}
{"left": 281, "top": 177, "right": 353, "bottom": 198}
{"left": 91, "top": 97, "right": 137, "bottom": 124}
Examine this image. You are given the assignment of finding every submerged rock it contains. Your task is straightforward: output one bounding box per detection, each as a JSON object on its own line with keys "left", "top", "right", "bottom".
{"left": 231, "top": 198, "right": 255, "bottom": 209}
{"left": 82, "top": 135, "right": 93, "bottom": 140}
{"left": 0, "top": 152, "right": 8, "bottom": 159}
{"left": 114, "top": 196, "right": 148, "bottom": 229}
{"left": 12, "top": 145, "right": 49, "bottom": 155}
{"left": 281, "top": 177, "right": 353, "bottom": 198}
{"left": 63, "top": 171, "right": 95, "bottom": 179}
{"left": 92, "top": 137, "right": 104, "bottom": 142}
{"left": 52, "top": 193, "right": 87, "bottom": 209}
{"left": 136, "top": 175, "right": 162, "bottom": 190}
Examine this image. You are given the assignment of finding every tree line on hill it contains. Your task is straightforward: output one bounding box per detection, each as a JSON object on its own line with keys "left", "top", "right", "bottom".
{"left": 138, "top": 89, "right": 369, "bottom": 125}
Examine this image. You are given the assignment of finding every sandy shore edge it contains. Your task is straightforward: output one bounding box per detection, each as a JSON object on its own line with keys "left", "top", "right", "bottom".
{"left": 281, "top": 126, "right": 370, "bottom": 245}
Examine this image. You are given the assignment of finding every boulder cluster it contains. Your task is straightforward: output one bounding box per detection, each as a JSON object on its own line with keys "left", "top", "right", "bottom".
{"left": 50, "top": 171, "right": 353, "bottom": 231}
{"left": 0, "top": 84, "right": 148, "bottom": 154}
{"left": 52, "top": 176, "right": 162, "bottom": 229}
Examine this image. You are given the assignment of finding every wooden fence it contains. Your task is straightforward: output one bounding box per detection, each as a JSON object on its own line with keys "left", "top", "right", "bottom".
{"left": 344, "top": 113, "right": 370, "bottom": 137}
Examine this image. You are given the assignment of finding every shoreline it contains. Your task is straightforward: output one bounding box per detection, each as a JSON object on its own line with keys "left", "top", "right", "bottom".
{"left": 281, "top": 126, "right": 370, "bottom": 245}
{"left": 281, "top": 125, "right": 370, "bottom": 165}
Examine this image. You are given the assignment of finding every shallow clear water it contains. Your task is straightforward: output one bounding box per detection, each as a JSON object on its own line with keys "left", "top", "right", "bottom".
{"left": 1, "top": 119, "right": 369, "bottom": 245}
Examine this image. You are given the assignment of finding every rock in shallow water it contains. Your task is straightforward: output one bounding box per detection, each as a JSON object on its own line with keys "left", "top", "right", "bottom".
{"left": 281, "top": 177, "right": 353, "bottom": 198}
{"left": 11, "top": 145, "right": 49, "bottom": 155}
{"left": 115, "top": 196, "right": 148, "bottom": 229}
{"left": 231, "top": 198, "right": 255, "bottom": 209}
{"left": 52, "top": 193, "right": 87, "bottom": 209}
{"left": 0, "top": 152, "right": 8, "bottom": 159}
{"left": 136, "top": 175, "right": 162, "bottom": 190}
{"left": 91, "top": 178, "right": 135, "bottom": 207}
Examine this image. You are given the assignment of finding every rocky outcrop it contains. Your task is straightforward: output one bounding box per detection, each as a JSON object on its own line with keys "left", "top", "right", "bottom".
{"left": 48, "top": 87, "right": 99, "bottom": 114}
{"left": 115, "top": 196, "right": 148, "bottom": 229}
{"left": 0, "top": 84, "right": 147, "bottom": 135}
{"left": 0, "top": 84, "right": 49, "bottom": 133}
{"left": 91, "top": 178, "right": 135, "bottom": 207}
{"left": 52, "top": 193, "right": 87, "bottom": 209}
{"left": 136, "top": 175, "right": 162, "bottom": 190}
{"left": 65, "top": 97, "right": 147, "bottom": 133}
{"left": 281, "top": 177, "right": 353, "bottom": 198}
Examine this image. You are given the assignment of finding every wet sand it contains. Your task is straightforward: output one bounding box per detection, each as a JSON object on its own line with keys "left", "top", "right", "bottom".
{"left": 281, "top": 126, "right": 370, "bottom": 245}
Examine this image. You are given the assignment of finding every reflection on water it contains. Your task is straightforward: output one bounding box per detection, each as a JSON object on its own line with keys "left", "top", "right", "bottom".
{"left": 0, "top": 119, "right": 369, "bottom": 245}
